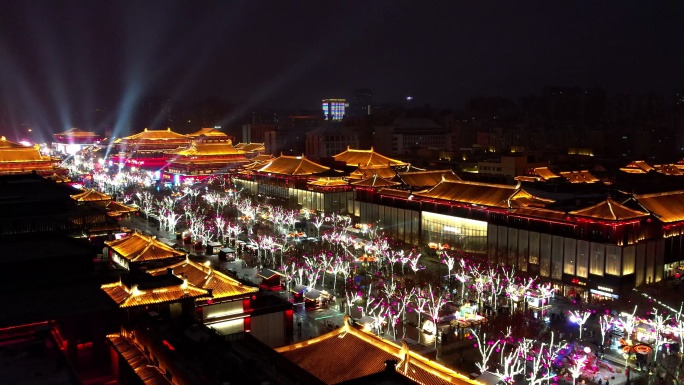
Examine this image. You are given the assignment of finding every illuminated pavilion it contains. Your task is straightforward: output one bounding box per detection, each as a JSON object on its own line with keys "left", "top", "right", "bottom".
{"left": 52, "top": 128, "right": 103, "bottom": 155}
{"left": 234, "top": 154, "right": 352, "bottom": 212}
{"left": 163, "top": 140, "right": 250, "bottom": 186}
{"left": 108, "top": 128, "right": 191, "bottom": 170}
{"left": 0, "top": 136, "right": 61, "bottom": 175}
{"left": 104, "top": 230, "right": 186, "bottom": 270}
{"left": 276, "top": 316, "right": 479, "bottom": 385}
{"left": 333, "top": 146, "right": 407, "bottom": 167}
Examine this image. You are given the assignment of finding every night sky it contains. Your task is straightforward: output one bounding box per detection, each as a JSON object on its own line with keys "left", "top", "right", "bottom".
{"left": 1, "top": 1, "right": 684, "bottom": 135}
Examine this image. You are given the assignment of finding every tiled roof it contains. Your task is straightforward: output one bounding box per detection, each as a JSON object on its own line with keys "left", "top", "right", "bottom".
{"left": 0, "top": 145, "right": 50, "bottom": 162}
{"left": 147, "top": 258, "right": 257, "bottom": 299}
{"left": 252, "top": 154, "right": 275, "bottom": 162}
{"left": 71, "top": 188, "right": 112, "bottom": 202}
{"left": 169, "top": 141, "right": 246, "bottom": 156}
{"left": 105, "top": 231, "right": 186, "bottom": 262}
{"left": 620, "top": 160, "right": 654, "bottom": 174}
{"left": 46, "top": 173, "right": 71, "bottom": 183}
{"left": 54, "top": 128, "right": 100, "bottom": 138}
{"left": 107, "top": 334, "right": 173, "bottom": 385}
{"left": 533, "top": 167, "right": 561, "bottom": 180}
{"left": 510, "top": 207, "right": 568, "bottom": 221}
{"left": 101, "top": 278, "right": 208, "bottom": 308}
{"left": 187, "top": 127, "right": 229, "bottom": 137}
{"left": 377, "top": 188, "right": 413, "bottom": 199}
{"left": 413, "top": 180, "right": 517, "bottom": 208}
{"left": 107, "top": 201, "right": 139, "bottom": 216}
{"left": 396, "top": 170, "right": 461, "bottom": 188}
{"left": 655, "top": 164, "right": 684, "bottom": 176}
{"left": 559, "top": 170, "right": 600, "bottom": 183}
{"left": 0, "top": 136, "right": 30, "bottom": 149}
{"left": 633, "top": 190, "right": 684, "bottom": 223}
{"left": 257, "top": 155, "right": 329, "bottom": 175}
{"left": 333, "top": 147, "right": 407, "bottom": 167}
{"left": 234, "top": 143, "right": 266, "bottom": 152}
{"left": 349, "top": 165, "right": 397, "bottom": 180}
{"left": 569, "top": 198, "right": 648, "bottom": 221}
{"left": 509, "top": 189, "right": 555, "bottom": 208}
{"left": 351, "top": 175, "right": 401, "bottom": 188}
{"left": 117, "top": 128, "right": 189, "bottom": 141}
{"left": 276, "top": 318, "right": 477, "bottom": 385}
{"left": 307, "top": 177, "right": 350, "bottom": 187}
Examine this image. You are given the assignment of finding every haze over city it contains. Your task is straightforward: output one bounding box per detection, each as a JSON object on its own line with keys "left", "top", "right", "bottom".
{"left": 1, "top": 1, "right": 684, "bottom": 138}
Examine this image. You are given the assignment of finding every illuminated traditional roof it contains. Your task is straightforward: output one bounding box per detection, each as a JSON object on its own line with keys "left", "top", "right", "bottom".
{"left": 187, "top": 127, "right": 229, "bottom": 138}
{"left": 71, "top": 188, "right": 112, "bottom": 202}
{"left": 0, "top": 136, "right": 31, "bottom": 149}
{"left": 115, "top": 128, "right": 189, "bottom": 142}
{"left": 620, "top": 160, "right": 654, "bottom": 174}
{"left": 234, "top": 142, "right": 266, "bottom": 152}
{"left": 509, "top": 189, "right": 555, "bottom": 208}
{"left": 633, "top": 190, "right": 684, "bottom": 223}
{"left": 377, "top": 188, "right": 413, "bottom": 199}
{"left": 559, "top": 170, "right": 600, "bottom": 183}
{"left": 307, "top": 177, "right": 350, "bottom": 187}
{"left": 108, "top": 335, "right": 174, "bottom": 385}
{"left": 655, "top": 164, "right": 684, "bottom": 176}
{"left": 106, "top": 201, "right": 140, "bottom": 217}
{"left": 54, "top": 128, "right": 99, "bottom": 138}
{"left": 533, "top": 167, "right": 561, "bottom": 180}
{"left": 252, "top": 154, "right": 274, "bottom": 162}
{"left": 333, "top": 147, "right": 407, "bottom": 167}
{"left": 511, "top": 207, "right": 568, "bottom": 222}
{"left": 569, "top": 198, "right": 648, "bottom": 221}
{"left": 147, "top": 258, "right": 257, "bottom": 299}
{"left": 276, "top": 317, "right": 478, "bottom": 385}
{"left": 105, "top": 231, "right": 186, "bottom": 262}
{"left": 413, "top": 180, "right": 518, "bottom": 208}
{"left": 45, "top": 173, "right": 71, "bottom": 183}
{"left": 101, "top": 278, "right": 208, "bottom": 308}
{"left": 396, "top": 170, "right": 461, "bottom": 188}
{"left": 0, "top": 138, "right": 52, "bottom": 163}
{"left": 349, "top": 165, "right": 397, "bottom": 180}
{"left": 257, "top": 155, "right": 329, "bottom": 175}
{"left": 351, "top": 174, "right": 401, "bottom": 188}
{"left": 168, "top": 141, "right": 246, "bottom": 156}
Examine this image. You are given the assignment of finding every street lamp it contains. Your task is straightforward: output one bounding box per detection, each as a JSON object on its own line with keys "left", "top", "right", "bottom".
{"left": 569, "top": 310, "right": 591, "bottom": 340}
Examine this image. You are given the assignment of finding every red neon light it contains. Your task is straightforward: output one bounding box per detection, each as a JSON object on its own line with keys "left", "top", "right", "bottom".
{"left": 162, "top": 340, "right": 176, "bottom": 351}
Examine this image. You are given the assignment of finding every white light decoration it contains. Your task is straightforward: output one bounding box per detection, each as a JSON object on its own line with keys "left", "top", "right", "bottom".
{"left": 569, "top": 310, "right": 591, "bottom": 340}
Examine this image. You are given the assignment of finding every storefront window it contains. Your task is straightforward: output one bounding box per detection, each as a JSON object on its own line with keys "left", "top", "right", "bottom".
{"left": 576, "top": 240, "right": 589, "bottom": 278}
{"left": 589, "top": 243, "right": 605, "bottom": 276}
{"left": 605, "top": 245, "right": 622, "bottom": 276}
{"left": 421, "top": 211, "right": 487, "bottom": 253}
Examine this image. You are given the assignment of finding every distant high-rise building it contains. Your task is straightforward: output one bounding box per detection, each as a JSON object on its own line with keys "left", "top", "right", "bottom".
{"left": 322, "top": 99, "right": 346, "bottom": 121}
{"left": 349, "top": 88, "right": 373, "bottom": 117}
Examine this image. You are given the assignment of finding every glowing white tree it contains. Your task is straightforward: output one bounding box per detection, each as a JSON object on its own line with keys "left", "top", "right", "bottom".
{"left": 495, "top": 343, "right": 524, "bottom": 384}
{"left": 599, "top": 314, "right": 614, "bottom": 347}
{"left": 652, "top": 308, "right": 671, "bottom": 364}
{"left": 135, "top": 191, "right": 154, "bottom": 219}
{"left": 214, "top": 216, "right": 227, "bottom": 243}
{"left": 569, "top": 355, "right": 587, "bottom": 385}
{"left": 385, "top": 249, "right": 404, "bottom": 285}
{"left": 619, "top": 305, "right": 638, "bottom": 341}
{"left": 471, "top": 327, "right": 511, "bottom": 374}
{"left": 453, "top": 258, "right": 470, "bottom": 302}
{"left": 527, "top": 333, "right": 558, "bottom": 385}
{"left": 345, "top": 291, "right": 362, "bottom": 316}
{"left": 424, "top": 285, "right": 446, "bottom": 347}
{"left": 569, "top": 310, "right": 591, "bottom": 340}
{"left": 312, "top": 215, "right": 325, "bottom": 238}
{"left": 400, "top": 251, "right": 419, "bottom": 275}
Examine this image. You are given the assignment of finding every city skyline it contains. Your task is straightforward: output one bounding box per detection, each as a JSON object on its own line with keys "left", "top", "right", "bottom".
{"left": 1, "top": 1, "right": 684, "bottom": 137}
